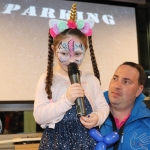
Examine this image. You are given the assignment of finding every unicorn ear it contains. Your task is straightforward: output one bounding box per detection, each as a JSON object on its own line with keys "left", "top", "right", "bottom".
{"left": 84, "top": 19, "right": 95, "bottom": 28}
{"left": 49, "top": 19, "right": 60, "bottom": 28}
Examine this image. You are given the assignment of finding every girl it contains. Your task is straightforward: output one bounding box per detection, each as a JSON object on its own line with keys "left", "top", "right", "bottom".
{"left": 34, "top": 3, "right": 109, "bottom": 150}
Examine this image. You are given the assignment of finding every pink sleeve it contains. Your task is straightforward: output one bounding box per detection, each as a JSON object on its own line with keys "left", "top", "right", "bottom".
{"left": 33, "top": 73, "right": 73, "bottom": 128}
{"left": 92, "top": 77, "right": 110, "bottom": 127}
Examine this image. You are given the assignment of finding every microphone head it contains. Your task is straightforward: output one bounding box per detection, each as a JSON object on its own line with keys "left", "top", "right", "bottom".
{"left": 68, "top": 63, "right": 80, "bottom": 76}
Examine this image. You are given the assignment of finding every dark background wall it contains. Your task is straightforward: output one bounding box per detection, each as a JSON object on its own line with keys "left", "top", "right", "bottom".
{"left": 136, "top": 1, "right": 150, "bottom": 103}
{"left": 131, "top": 0, "right": 150, "bottom": 107}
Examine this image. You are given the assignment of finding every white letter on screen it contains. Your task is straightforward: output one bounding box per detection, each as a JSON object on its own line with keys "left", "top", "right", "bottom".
{"left": 87, "top": 13, "right": 99, "bottom": 23}
{"left": 102, "top": 15, "right": 115, "bottom": 25}
{"left": 59, "top": 9, "right": 70, "bottom": 20}
{"left": 21, "top": 6, "right": 36, "bottom": 16}
{"left": 40, "top": 8, "right": 55, "bottom": 18}
{"left": 77, "top": 11, "right": 83, "bottom": 20}
{"left": 2, "top": 4, "right": 20, "bottom": 14}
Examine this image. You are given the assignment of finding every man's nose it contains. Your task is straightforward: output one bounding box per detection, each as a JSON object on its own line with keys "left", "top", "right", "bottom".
{"left": 114, "top": 81, "right": 122, "bottom": 89}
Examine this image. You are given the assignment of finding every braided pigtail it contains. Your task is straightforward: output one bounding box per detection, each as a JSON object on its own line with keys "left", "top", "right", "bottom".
{"left": 45, "top": 32, "right": 54, "bottom": 99}
{"left": 88, "top": 36, "right": 101, "bottom": 84}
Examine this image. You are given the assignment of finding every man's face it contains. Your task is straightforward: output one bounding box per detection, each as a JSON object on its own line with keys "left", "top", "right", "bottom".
{"left": 54, "top": 36, "right": 86, "bottom": 72}
{"left": 108, "top": 65, "right": 143, "bottom": 110}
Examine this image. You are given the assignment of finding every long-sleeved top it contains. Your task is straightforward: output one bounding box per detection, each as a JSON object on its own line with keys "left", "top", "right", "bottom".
{"left": 33, "top": 71, "right": 109, "bottom": 129}
{"left": 100, "top": 91, "right": 150, "bottom": 150}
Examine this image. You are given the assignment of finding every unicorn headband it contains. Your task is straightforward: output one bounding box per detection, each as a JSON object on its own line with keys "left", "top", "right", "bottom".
{"left": 49, "top": 3, "right": 95, "bottom": 38}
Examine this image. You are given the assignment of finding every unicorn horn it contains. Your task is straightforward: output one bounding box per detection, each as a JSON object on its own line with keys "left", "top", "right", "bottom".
{"left": 69, "top": 3, "right": 77, "bottom": 22}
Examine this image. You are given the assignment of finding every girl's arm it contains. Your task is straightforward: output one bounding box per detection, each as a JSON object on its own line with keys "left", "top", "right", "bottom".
{"left": 33, "top": 73, "right": 73, "bottom": 128}
{"left": 92, "top": 76, "right": 110, "bottom": 126}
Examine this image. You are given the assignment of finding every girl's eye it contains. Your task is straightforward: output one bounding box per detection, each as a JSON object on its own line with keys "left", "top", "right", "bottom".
{"left": 61, "top": 52, "right": 69, "bottom": 56}
{"left": 74, "top": 53, "right": 82, "bottom": 57}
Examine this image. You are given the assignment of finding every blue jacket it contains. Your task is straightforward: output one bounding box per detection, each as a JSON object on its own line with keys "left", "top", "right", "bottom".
{"left": 100, "top": 91, "right": 150, "bottom": 150}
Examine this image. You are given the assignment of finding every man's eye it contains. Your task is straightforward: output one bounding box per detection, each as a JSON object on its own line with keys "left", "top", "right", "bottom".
{"left": 113, "top": 77, "right": 118, "bottom": 81}
{"left": 124, "top": 80, "right": 130, "bottom": 84}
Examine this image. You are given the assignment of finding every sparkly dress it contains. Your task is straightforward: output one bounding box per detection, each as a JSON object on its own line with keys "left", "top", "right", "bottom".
{"left": 39, "top": 96, "right": 97, "bottom": 150}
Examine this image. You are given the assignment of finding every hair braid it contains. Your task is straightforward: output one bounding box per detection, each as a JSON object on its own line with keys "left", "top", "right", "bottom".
{"left": 45, "top": 32, "right": 54, "bottom": 99}
{"left": 88, "top": 36, "right": 101, "bottom": 84}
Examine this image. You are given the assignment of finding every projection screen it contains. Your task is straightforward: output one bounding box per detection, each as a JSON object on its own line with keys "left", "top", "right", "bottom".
{"left": 0, "top": 0, "right": 138, "bottom": 101}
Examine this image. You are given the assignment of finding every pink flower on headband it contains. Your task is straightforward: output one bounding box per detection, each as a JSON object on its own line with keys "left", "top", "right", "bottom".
{"left": 49, "top": 28, "right": 57, "bottom": 38}
{"left": 49, "top": 19, "right": 95, "bottom": 38}
{"left": 85, "top": 28, "right": 92, "bottom": 36}
{"left": 49, "top": 24, "right": 59, "bottom": 38}
{"left": 67, "top": 20, "right": 77, "bottom": 29}
{"left": 52, "top": 24, "right": 59, "bottom": 34}
{"left": 81, "top": 22, "right": 90, "bottom": 34}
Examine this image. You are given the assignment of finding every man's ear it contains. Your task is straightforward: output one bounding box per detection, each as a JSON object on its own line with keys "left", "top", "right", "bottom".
{"left": 135, "top": 85, "right": 143, "bottom": 97}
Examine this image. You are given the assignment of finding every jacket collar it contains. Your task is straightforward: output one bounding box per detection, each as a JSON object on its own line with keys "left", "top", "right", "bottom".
{"left": 104, "top": 90, "right": 145, "bottom": 107}
{"left": 103, "top": 91, "right": 150, "bottom": 122}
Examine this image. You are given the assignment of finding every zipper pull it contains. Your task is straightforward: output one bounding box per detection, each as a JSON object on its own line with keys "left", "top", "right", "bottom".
{"left": 121, "top": 133, "right": 124, "bottom": 143}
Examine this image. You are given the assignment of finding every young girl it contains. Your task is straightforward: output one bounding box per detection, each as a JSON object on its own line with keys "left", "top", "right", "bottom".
{"left": 34, "top": 3, "right": 109, "bottom": 150}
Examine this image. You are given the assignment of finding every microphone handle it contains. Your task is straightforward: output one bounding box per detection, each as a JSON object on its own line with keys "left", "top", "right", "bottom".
{"left": 75, "top": 97, "right": 86, "bottom": 117}
{"left": 69, "top": 74, "right": 81, "bottom": 84}
{"left": 69, "top": 74, "right": 86, "bottom": 117}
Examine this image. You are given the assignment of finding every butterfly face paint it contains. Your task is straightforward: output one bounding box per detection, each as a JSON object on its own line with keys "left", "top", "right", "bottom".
{"left": 56, "top": 39, "right": 85, "bottom": 65}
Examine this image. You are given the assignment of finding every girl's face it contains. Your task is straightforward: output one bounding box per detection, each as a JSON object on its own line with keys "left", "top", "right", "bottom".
{"left": 53, "top": 36, "right": 86, "bottom": 73}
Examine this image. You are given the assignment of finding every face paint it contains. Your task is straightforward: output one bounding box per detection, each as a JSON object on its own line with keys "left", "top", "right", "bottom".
{"left": 56, "top": 39, "right": 85, "bottom": 65}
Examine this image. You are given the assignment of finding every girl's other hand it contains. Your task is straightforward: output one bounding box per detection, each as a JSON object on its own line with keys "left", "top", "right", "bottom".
{"left": 79, "top": 114, "right": 98, "bottom": 129}
{"left": 66, "top": 83, "right": 84, "bottom": 103}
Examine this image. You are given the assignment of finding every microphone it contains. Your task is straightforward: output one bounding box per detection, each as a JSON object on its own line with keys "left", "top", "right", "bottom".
{"left": 68, "top": 62, "right": 86, "bottom": 117}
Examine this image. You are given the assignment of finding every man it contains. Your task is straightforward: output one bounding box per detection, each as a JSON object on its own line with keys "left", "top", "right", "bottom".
{"left": 100, "top": 61, "right": 150, "bottom": 150}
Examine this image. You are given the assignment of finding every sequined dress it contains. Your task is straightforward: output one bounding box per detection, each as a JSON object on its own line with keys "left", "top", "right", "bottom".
{"left": 39, "top": 96, "right": 97, "bottom": 150}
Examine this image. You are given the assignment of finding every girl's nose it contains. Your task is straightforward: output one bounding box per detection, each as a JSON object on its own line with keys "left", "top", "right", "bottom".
{"left": 69, "top": 56, "right": 75, "bottom": 63}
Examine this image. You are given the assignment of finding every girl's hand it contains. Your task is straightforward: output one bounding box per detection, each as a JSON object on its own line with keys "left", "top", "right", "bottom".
{"left": 66, "top": 83, "right": 84, "bottom": 103}
{"left": 79, "top": 113, "right": 98, "bottom": 129}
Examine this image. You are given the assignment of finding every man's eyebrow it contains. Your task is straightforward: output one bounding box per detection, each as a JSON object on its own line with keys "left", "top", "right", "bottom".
{"left": 113, "top": 74, "right": 133, "bottom": 82}
{"left": 121, "top": 77, "right": 133, "bottom": 83}
{"left": 124, "top": 78, "right": 130, "bottom": 80}
{"left": 123, "top": 78, "right": 132, "bottom": 81}
{"left": 113, "top": 75, "right": 118, "bottom": 78}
